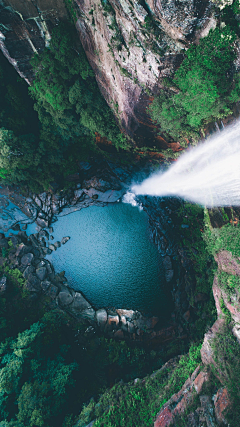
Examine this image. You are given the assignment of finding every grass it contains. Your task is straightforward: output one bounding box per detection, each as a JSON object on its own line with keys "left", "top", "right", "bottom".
{"left": 75, "top": 343, "right": 202, "bottom": 427}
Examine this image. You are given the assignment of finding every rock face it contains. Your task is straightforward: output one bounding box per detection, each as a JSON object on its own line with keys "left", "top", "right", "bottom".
{"left": 0, "top": 0, "right": 215, "bottom": 137}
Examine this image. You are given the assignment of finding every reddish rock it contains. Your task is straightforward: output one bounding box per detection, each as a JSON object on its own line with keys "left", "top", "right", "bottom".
{"left": 154, "top": 406, "right": 173, "bottom": 427}
{"left": 214, "top": 250, "right": 240, "bottom": 276}
{"left": 214, "top": 388, "right": 230, "bottom": 425}
{"left": 201, "top": 318, "right": 225, "bottom": 369}
{"left": 194, "top": 370, "right": 210, "bottom": 394}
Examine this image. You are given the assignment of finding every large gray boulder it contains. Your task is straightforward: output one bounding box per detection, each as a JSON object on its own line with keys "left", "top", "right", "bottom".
{"left": 68, "top": 292, "right": 95, "bottom": 320}
{"left": 21, "top": 253, "right": 34, "bottom": 266}
{"left": 96, "top": 309, "right": 108, "bottom": 329}
{"left": 58, "top": 291, "right": 73, "bottom": 307}
{"left": 36, "top": 267, "right": 47, "bottom": 281}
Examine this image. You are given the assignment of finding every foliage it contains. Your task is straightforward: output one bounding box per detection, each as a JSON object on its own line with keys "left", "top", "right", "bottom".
{"left": 175, "top": 203, "right": 217, "bottom": 339}
{"left": 217, "top": 270, "right": 240, "bottom": 299}
{"left": 204, "top": 221, "right": 240, "bottom": 258}
{"left": 30, "top": 23, "right": 129, "bottom": 151}
{"left": 149, "top": 26, "right": 239, "bottom": 140}
{"left": 211, "top": 322, "right": 240, "bottom": 425}
{"left": 76, "top": 343, "right": 202, "bottom": 427}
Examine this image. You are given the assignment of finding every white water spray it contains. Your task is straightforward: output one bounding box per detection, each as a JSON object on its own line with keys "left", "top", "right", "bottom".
{"left": 132, "top": 121, "right": 240, "bottom": 207}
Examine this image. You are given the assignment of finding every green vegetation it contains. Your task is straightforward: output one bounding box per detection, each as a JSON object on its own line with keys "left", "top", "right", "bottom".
{"left": 211, "top": 322, "right": 240, "bottom": 425}
{"left": 76, "top": 343, "right": 202, "bottom": 427}
{"left": 176, "top": 203, "right": 217, "bottom": 339}
{"left": 149, "top": 25, "right": 240, "bottom": 141}
{"left": 204, "top": 219, "right": 240, "bottom": 258}
{"left": 0, "top": 23, "right": 129, "bottom": 191}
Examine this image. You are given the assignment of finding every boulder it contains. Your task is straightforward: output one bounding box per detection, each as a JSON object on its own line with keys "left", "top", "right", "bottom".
{"left": 116, "top": 309, "right": 135, "bottom": 321}
{"left": 36, "top": 217, "right": 48, "bottom": 228}
{"left": 23, "top": 265, "right": 35, "bottom": 279}
{"left": 26, "top": 273, "right": 41, "bottom": 292}
{"left": 107, "top": 314, "right": 119, "bottom": 329}
{"left": 61, "top": 236, "right": 70, "bottom": 245}
{"left": 36, "top": 267, "right": 47, "bottom": 281}
{"left": 41, "top": 280, "right": 51, "bottom": 293}
{"left": 48, "top": 244, "right": 56, "bottom": 251}
{"left": 68, "top": 292, "right": 95, "bottom": 319}
{"left": 0, "top": 276, "right": 7, "bottom": 294}
{"left": 58, "top": 291, "right": 73, "bottom": 307}
{"left": 21, "top": 253, "right": 34, "bottom": 266}
{"left": 165, "top": 269, "right": 174, "bottom": 282}
{"left": 96, "top": 309, "right": 108, "bottom": 329}
{"left": 54, "top": 241, "right": 61, "bottom": 249}
{"left": 127, "top": 321, "right": 135, "bottom": 334}
{"left": 44, "top": 284, "right": 59, "bottom": 299}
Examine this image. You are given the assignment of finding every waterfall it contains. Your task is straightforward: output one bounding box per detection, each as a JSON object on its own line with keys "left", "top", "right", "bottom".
{"left": 131, "top": 121, "right": 240, "bottom": 207}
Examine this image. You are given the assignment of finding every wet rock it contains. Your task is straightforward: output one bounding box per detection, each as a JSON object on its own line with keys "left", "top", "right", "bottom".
{"left": 61, "top": 236, "right": 70, "bottom": 245}
{"left": 36, "top": 267, "right": 47, "bottom": 281}
{"left": 49, "top": 227, "right": 53, "bottom": 233}
{"left": 116, "top": 309, "right": 135, "bottom": 321}
{"left": 41, "top": 280, "right": 51, "bottom": 293}
{"left": 22, "top": 224, "right": 27, "bottom": 230}
{"left": 0, "top": 276, "right": 7, "bottom": 294}
{"left": 11, "top": 223, "right": 21, "bottom": 231}
{"left": 96, "top": 309, "right": 108, "bottom": 329}
{"left": 48, "top": 244, "right": 56, "bottom": 251}
{"left": 21, "top": 253, "right": 34, "bottom": 266}
{"left": 42, "top": 248, "right": 52, "bottom": 255}
{"left": 50, "top": 235, "right": 54, "bottom": 240}
{"left": 36, "top": 217, "right": 48, "bottom": 228}
{"left": 54, "top": 241, "right": 61, "bottom": 249}
{"left": 58, "top": 290, "right": 73, "bottom": 307}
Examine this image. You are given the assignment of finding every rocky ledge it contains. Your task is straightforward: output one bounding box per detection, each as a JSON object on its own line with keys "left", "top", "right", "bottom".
{"left": 0, "top": 230, "right": 175, "bottom": 341}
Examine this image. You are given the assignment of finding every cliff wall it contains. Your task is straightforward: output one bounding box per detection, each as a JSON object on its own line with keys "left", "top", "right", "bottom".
{"left": 0, "top": 0, "right": 216, "bottom": 138}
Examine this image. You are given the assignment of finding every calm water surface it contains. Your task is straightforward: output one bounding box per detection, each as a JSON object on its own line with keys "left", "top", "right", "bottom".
{"left": 29, "top": 203, "right": 172, "bottom": 317}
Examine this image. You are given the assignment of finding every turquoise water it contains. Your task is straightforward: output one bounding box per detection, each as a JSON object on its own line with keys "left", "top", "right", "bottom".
{"left": 28, "top": 203, "right": 172, "bottom": 317}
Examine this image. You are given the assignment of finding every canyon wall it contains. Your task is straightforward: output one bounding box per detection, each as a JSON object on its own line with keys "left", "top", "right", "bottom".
{"left": 0, "top": 0, "right": 216, "bottom": 139}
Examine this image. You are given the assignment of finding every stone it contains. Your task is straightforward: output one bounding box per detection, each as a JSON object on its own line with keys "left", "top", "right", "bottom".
{"left": 79, "top": 308, "right": 96, "bottom": 321}
{"left": 145, "top": 316, "right": 159, "bottom": 329}
{"left": 127, "top": 321, "right": 135, "bottom": 334}
{"left": 45, "top": 284, "right": 58, "bottom": 299}
{"left": 116, "top": 309, "right": 135, "bottom": 321}
{"left": 26, "top": 273, "right": 41, "bottom": 292}
{"left": 49, "top": 227, "right": 53, "bottom": 233}
{"left": 50, "top": 235, "right": 54, "bottom": 240}
{"left": 61, "top": 236, "right": 70, "bottom": 245}
{"left": 22, "top": 224, "right": 27, "bottom": 230}
{"left": 41, "top": 280, "right": 51, "bottom": 293}
{"left": 0, "top": 276, "right": 7, "bottom": 294}
{"left": 48, "top": 244, "right": 56, "bottom": 251}
{"left": 58, "top": 291, "right": 73, "bottom": 307}
{"left": 165, "top": 269, "right": 174, "bottom": 282}
{"left": 214, "top": 388, "right": 230, "bottom": 425}
{"left": 23, "top": 265, "right": 35, "bottom": 279}
{"left": 54, "top": 241, "right": 61, "bottom": 249}
{"left": 91, "top": 194, "right": 98, "bottom": 199}
{"left": 21, "top": 253, "right": 34, "bottom": 266}
{"left": 108, "top": 314, "right": 119, "bottom": 328}
{"left": 36, "top": 217, "right": 48, "bottom": 228}
{"left": 193, "top": 370, "right": 210, "bottom": 394}
{"left": 36, "top": 267, "right": 47, "bottom": 281}
{"left": 96, "top": 309, "right": 108, "bottom": 329}
{"left": 68, "top": 292, "right": 94, "bottom": 317}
